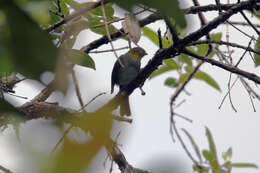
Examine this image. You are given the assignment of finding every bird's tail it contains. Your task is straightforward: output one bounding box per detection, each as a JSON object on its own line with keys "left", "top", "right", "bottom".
{"left": 120, "top": 95, "right": 131, "bottom": 116}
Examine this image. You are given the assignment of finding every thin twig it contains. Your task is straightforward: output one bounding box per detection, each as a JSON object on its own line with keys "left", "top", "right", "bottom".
{"left": 71, "top": 69, "right": 84, "bottom": 108}
{"left": 79, "top": 92, "right": 106, "bottom": 111}
{"left": 101, "top": 0, "right": 124, "bottom": 67}
{"left": 189, "top": 40, "right": 260, "bottom": 56}
{"left": 240, "top": 11, "right": 260, "bottom": 35}
{"left": 89, "top": 47, "right": 129, "bottom": 54}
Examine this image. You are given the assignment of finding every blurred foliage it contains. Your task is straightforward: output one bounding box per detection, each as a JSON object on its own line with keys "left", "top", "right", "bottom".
{"left": 182, "top": 127, "right": 258, "bottom": 173}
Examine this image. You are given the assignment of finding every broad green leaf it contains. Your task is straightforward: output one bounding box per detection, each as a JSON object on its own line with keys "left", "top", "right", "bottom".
{"left": 178, "top": 54, "right": 192, "bottom": 66}
{"left": 211, "top": 33, "right": 222, "bottom": 41}
{"left": 205, "top": 127, "right": 218, "bottom": 163}
{"left": 114, "top": 0, "right": 186, "bottom": 28}
{"left": 122, "top": 14, "right": 141, "bottom": 44}
{"left": 182, "top": 129, "right": 202, "bottom": 162}
{"left": 150, "top": 65, "right": 172, "bottom": 79}
{"left": 164, "top": 77, "right": 178, "bottom": 88}
{"left": 254, "top": 36, "right": 260, "bottom": 66}
{"left": 202, "top": 150, "right": 214, "bottom": 161}
{"left": 194, "top": 71, "right": 221, "bottom": 91}
{"left": 197, "top": 44, "right": 208, "bottom": 56}
{"left": 164, "top": 59, "right": 179, "bottom": 69}
{"left": 150, "top": 59, "right": 179, "bottom": 79}
{"left": 231, "top": 163, "right": 258, "bottom": 169}
{"left": 179, "top": 73, "right": 189, "bottom": 83}
{"left": 1, "top": 1, "right": 58, "bottom": 79}
{"left": 142, "top": 27, "right": 169, "bottom": 47}
{"left": 66, "top": 49, "right": 95, "bottom": 70}
{"left": 67, "top": 1, "right": 93, "bottom": 11}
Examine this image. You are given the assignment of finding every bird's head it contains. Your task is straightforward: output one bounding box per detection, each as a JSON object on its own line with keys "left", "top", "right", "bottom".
{"left": 128, "top": 47, "right": 147, "bottom": 60}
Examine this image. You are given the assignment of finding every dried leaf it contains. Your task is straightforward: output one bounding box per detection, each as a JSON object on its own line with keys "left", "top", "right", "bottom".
{"left": 122, "top": 13, "right": 141, "bottom": 44}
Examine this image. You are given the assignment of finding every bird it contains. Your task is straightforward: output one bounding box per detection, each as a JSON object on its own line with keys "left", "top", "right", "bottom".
{"left": 111, "top": 47, "right": 147, "bottom": 116}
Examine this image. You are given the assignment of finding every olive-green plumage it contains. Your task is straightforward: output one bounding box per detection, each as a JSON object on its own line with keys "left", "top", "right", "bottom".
{"left": 111, "top": 47, "right": 147, "bottom": 116}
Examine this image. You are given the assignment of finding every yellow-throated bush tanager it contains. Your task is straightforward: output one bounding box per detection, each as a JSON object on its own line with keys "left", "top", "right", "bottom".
{"left": 111, "top": 47, "right": 147, "bottom": 116}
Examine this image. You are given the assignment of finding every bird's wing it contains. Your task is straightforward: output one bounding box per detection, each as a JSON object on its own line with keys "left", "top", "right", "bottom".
{"left": 111, "top": 60, "right": 121, "bottom": 93}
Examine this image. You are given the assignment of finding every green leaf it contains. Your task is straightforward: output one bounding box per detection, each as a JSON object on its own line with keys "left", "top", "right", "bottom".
{"left": 66, "top": 49, "right": 95, "bottom": 70}
{"left": 231, "top": 163, "right": 258, "bottom": 169}
{"left": 1, "top": 1, "right": 58, "bottom": 79}
{"left": 194, "top": 71, "right": 221, "bottom": 91}
{"left": 182, "top": 129, "right": 202, "bottom": 162}
{"left": 179, "top": 73, "right": 189, "bottom": 83}
{"left": 150, "top": 65, "right": 172, "bottom": 79}
{"left": 254, "top": 36, "right": 260, "bottom": 66}
{"left": 164, "top": 59, "right": 179, "bottom": 69}
{"left": 114, "top": 0, "right": 186, "bottom": 28}
{"left": 211, "top": 33, "right": 222, "bottom": 41}
{"left": 88, "top": 17, "right": 118, "bottom": 35}
{"left": 164, "top": 77, "right": 178, "bottom": 88}
{"left": 197, "top": 44, "right": 208, "bottom": 56}
{"left": 178, "top": 54, "right": 192, "bottom": 66}
{"left": 150, "top": 59, "right": 179, "bottom": 79}
{"left": 205, "top": 127, "right": 218, "bottom": 163}
{"left": 202, "top": 150, "right": 214, "bottom": 161}
{"left": 142, "top": 27, "right": 169, "bottom": 47}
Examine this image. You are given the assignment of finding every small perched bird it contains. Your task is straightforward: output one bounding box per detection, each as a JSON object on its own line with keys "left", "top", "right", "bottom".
{"left": 111, "top": 47, "right": 147, "bottom": 116}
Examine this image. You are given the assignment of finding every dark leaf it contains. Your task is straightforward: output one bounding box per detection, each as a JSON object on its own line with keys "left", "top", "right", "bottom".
{"left": 1, "top": 1, "right": 58, "bottom": 79}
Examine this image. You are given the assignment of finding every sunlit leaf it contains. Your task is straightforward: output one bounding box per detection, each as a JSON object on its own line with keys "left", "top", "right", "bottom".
{"left": 142, "top": 27, "right": 169, "bottom": 47}
{"left": 194, "top": 71, "right": 221, "bottom": 91}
